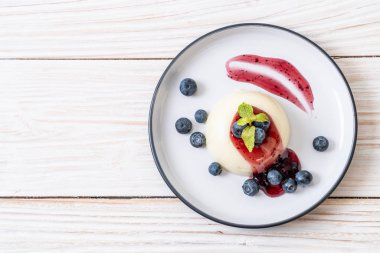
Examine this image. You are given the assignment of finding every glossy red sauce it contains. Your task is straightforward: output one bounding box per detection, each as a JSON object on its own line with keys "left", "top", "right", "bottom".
{"left": 229, "top": 107, "right": 283, "bottom": 174}
{"left": 226, "top": 54, "right": 314, "bottom": 112}
{"left": 254, "top": 149, "right": 300, "bottom": 197}
{"left": 229, "top": 105, "right": 301, "bottom": 197}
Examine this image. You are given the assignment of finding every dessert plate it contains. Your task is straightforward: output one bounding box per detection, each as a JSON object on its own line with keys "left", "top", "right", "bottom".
{"left": 149, "top": 23, "right": 357, "bottom": 228}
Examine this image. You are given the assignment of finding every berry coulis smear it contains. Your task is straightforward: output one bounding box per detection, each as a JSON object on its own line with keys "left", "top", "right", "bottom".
{"left": 226, "top": 54, "right": 314, "bottom": 112}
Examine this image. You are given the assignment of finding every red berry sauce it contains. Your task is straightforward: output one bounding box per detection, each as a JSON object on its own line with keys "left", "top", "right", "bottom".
{"left": 254, "top": 149, "right": 300, "bottom": 197}
{"left": 230, "top": 107, "right": 283, "bottom": 175}
{"left": 230, "top": 106, "right": 301, "bottom": 197}
{"left": 226, "top": 54, "right": 314, "bottom": 112}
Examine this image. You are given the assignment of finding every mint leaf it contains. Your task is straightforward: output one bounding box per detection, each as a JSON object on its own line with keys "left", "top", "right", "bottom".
{"left": 237, "top": 117, "right": 250, "bottom": 126}
{"left": 248, "top": 114, "right": 256, "bottom": 122}
{"left": 255, "top": 113, "right": 269, "bottom": 123}
{"left": 238, "top": 102, "right": 253, "bottom": 118}
{"left": 238, "top": 114, "right": 256, "bottom": 126}
{"left": 241, "top": 125, "right": 256, "bottom": 152}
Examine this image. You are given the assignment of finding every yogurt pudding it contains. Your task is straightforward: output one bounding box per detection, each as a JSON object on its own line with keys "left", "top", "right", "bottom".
{"left": 205, "top": 91, "right": 290, "bottom": 176}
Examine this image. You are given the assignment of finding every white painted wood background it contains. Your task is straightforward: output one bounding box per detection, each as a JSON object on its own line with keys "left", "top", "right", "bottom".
{"left": 0, "top": 0, "right": 379, "bottom": 252}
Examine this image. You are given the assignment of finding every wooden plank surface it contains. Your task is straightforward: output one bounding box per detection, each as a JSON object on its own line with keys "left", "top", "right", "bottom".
{"left": 0, "top": 58, "right": 378, "bottom": 197}
{"left": 0, "top": 0, "right": 379, "bottom": 59}
{"left": 0, "top": 198, "right": 378, "bottom": 252}
{"left": 0, "top": 1, "right": 379, "bottom": 251}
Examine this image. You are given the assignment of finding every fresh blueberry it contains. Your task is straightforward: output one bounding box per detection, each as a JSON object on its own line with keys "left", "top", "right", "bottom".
{"left": 255, "top": 127, "right": 266, "bottom": 144}
{"left": 179, "top": 78, "right": 197, "bottom": 96}
{"left": 190, "top": 132, "right": 206, "bottom": 148}
{"left": 242, "top": 179, "right": 259, "bottom": 196}
{"left": 253, "top": 121, "right": 270, "bottom": 131}
{"left": 295, "top": 170, "right": 313, "bottom": 186}
{"left": 194, "top": 109, "right": 208, "bottom": 123}
{"left": 290, "top": 161, "right": 299, "bottom": 171}
{"left": 282, "top": 178, "right": 297, "bottom": 193}
{"left": 313, "top": 136, "right": 329, "bottom": 152}
{"left": 267, "top": 169, "right": 283, "bottom": 186}
{"left": 208, "top": 162, "right": 222, "bottom": 176}
{"left": 231, "top": 122, "right": 247, "bottom": 138}
{"left": 175, "top": 118, "right": 192, "bottom": 134}
{"left": 283, "top": 161, "right": 299, "bottom": 176}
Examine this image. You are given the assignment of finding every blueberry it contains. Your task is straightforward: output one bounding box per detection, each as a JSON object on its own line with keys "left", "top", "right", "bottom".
{"left": 283, "top": 161, "right": 298, "bottom": 177}
{"left": 255, "top": 127, "right": 266, "bottom": 144}
{"left": 267, "top": 169, "right": 283, "bottom": 186}
{"left": 231, "top": 122, "right": 247, "bottom": 138}
{"left": 254, "top": 121, "right": 270, "bottom": 131}
{"left": 175, "top": 118, "right": 192, "bottom": 134}
{"left": 290, "top": 161, "right": 299, "bottom": 171}
{"left": 194, "top": 109, "right": 208, "bottom": 123}
{"left": 180, "top": 78, "right": 197, "bottom": 96}
{"left": 242, "top": 179, "right": 259, "bottom": 196}
{"left": 190, "top": 132, "right": 206, "bottom": 148}
{"left": 295, "top": 170, "right": 313, "bottom": 186}
{"left": 313, "top": 136, "right": 329, "bottom": 152}
{"left": 282, "top": 178, "right": 297, "bottom": 193}
{"left": 208, "top": 162, "right": 222, "bottom": 176}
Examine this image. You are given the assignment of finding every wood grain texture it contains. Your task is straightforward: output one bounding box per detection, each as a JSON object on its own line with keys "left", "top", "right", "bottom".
{"left": 0, "top": 0, "right": 379, "bottom": 59}
{"left": 0, "top": 1, "right": 378, "bottom": 252}
{"left": 0, "top": 198, "right": 378, "bottom": 253}
{"left": 0, "top": 58, "right": 378, "bottom": 197}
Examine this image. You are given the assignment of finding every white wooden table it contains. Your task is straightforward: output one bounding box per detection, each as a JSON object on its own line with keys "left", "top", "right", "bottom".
{"left": 0, "top": 0, "right": 379, "bottom": 252}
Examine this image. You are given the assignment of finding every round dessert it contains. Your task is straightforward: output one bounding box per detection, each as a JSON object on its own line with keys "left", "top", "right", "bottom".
{"left": 205, "top": 91, "right": 290, "bottom": 176}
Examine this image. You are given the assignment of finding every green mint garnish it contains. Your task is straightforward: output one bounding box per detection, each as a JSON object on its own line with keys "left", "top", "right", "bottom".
{"left": 255, "top": 113, "right": 269, "bottom": 123}
{"left": 238, "top": 102, "right": 253, "bottom": 118}
{"left": 235, "top": 102, "right": 270, "bottom": 152}
{"left": 241, "top": 125, "right": 256, "bottom": 152}
{"left": 237, "top": 117, "right": 250, "bottom": 126}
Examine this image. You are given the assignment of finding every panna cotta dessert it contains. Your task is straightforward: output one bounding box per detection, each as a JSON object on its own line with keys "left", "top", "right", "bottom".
{"left": 174, "top": 54, "right": 329, "bottom": 197}
{"left": 205, "top": 91, "right": 289, "bottom": 176}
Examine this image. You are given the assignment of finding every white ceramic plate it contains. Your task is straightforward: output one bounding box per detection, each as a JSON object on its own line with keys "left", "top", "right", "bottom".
{"left": 149, "top": 24, "right": 357, "bottom": 228}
